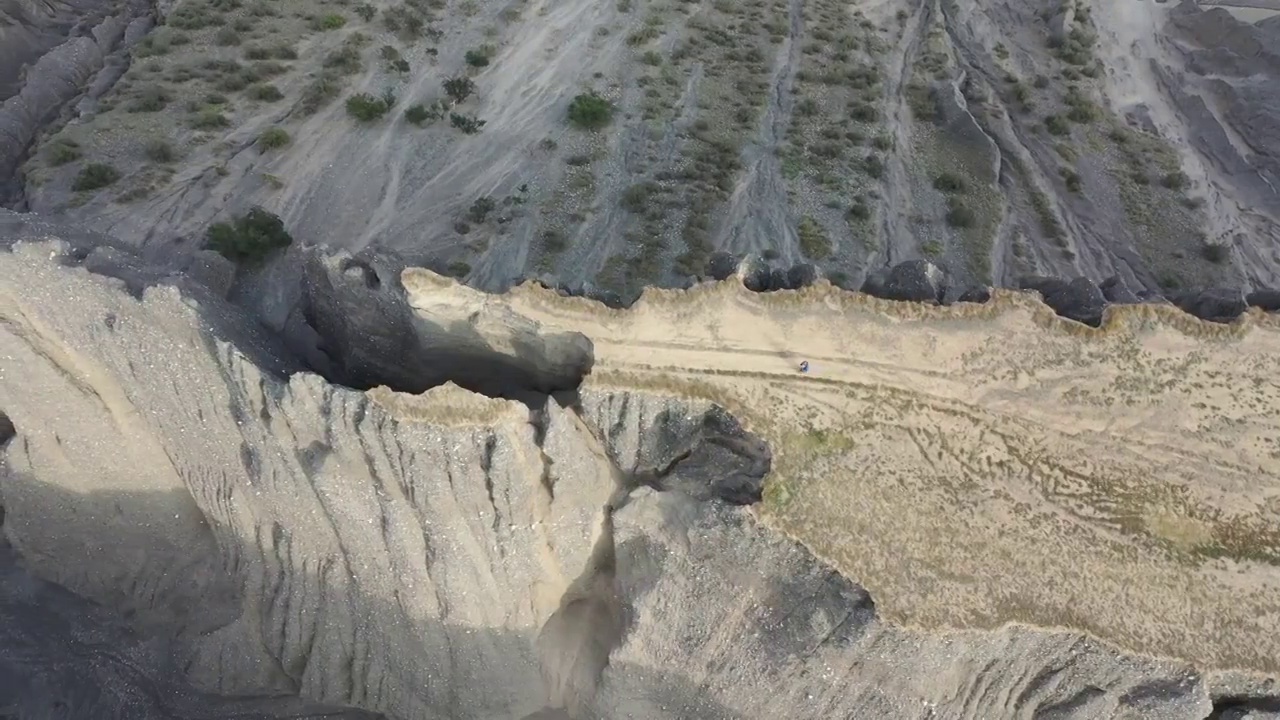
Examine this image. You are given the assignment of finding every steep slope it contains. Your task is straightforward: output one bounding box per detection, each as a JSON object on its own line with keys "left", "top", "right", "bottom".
{"left": 2, "top": 235, "right": 1279, "bottom": 718}
{"left": 5, "top": 0, "right": 1279, "bottom": 299}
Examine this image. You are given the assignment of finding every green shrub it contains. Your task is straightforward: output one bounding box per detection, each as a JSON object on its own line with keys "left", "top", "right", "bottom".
{"left": 1200, "top": 240, "right": 1229, "bottom": 263}
{"left": 300, "top": 73, "right": 342, "bottom": 114}
{"left": 128, "top": 85, "right": 171, "bottom": 112}
{"left": 567, "top": 92, "right": 613, "bottom": 130}
{"left": 145, "top": 140, "right": 177, "bottom": 162}
{"left": 850, "top": 101, "right": 878, "bottom": 122}
{"left": 205, "top": 207, "right": 293, "bottom": 265}
{"left": 906, "top": 81, "right": 935, "bottom": 121}
{"left": 1060, "top": 167, "right": 1083, "bottom": 193}
{"left": 861, "top": 153, "right": 884, "bottom": 179}
{"left": 464, "top": 48, "right": 491, "bottom": 67}
{"left": 190, "top": 109, "right": 230, "bottom": 129}
{"left": 620, "top": 182, "right": 655, "bottom": 213}
{"left": 1162, "top": 171, "right": 1190, "bottom": 190}
{"left": 247, "top": 84, "right": 283, "bottom": 101}
{"left": 257, "top": 127, "right": 291, "bottom": 150}
{"left": 467, "top": 196, "right": 495, "bottom": 223}
{"left": 244, "top": 43, "right": 297, "bottom": 60}
{"left": 46, "top": 139, "right": 81, "bottom": 166}
{"left": 846, "top": 200, "right": 871, "bottom": 221}
{"left": 355, "top": 3, "right": 376, "bottom": 20}
{"left": 443, "top": 76, "right": 475, "bottom": 104}
{"left": 214, "top": 27, "right": 241, "bottom": 46}
{"left": 72, "top": 163, "right": 120, "bottom": 192}
{"left": 324, "top": 45, "right": 363, "bottom": 75}
{"left": 311, "top": 13, "right": 347, "bottom": 30}
{"left": 449, "top": 112, "right": 485, "bottom": 134}
{"left": 797, "top": 216, "right": 830, "bottom": 259}
{"left": 346, "top": 92, "right": 392, "bottom": 121}
{"left": 404, "top": 103, "right": 430, "bottom": 125}
{"left": 1045, "top": 114, "right": 1070, "bottom": 136}
{"left": 933, "top": 172, "right": 966, "bottom": 193}
{"left": 945, "top": 197, "right": 976, "bottom": 228}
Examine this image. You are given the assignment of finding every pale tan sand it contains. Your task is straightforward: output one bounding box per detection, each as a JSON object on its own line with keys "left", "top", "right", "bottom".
{"left": 403, "top": 269, "right": 1280, "bottom": 675}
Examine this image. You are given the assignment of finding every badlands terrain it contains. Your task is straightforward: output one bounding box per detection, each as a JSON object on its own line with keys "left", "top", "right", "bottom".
{"left": 2, "top": 0, "right": 1280, "bottom": 300}
{"left": 3, "top": 0, "right": 1280, "bottom": 718}
{"left": 3, "top": 228, "right": 1280, "bottom": 719}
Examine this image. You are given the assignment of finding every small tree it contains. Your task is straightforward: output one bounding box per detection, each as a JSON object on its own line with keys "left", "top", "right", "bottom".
{"left": 449, "top": 113, "right": 485, "bottom": 134}
{"left": 566, "top": 92, "right": 612, "bottom": 130}
{"left": 443, "top": 76, "right": 475, "bottom": 104}
{"left": 205, "top": 207, "right": 293, "bottom": 264}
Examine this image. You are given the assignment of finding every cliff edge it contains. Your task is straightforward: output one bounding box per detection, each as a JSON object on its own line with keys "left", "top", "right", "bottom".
{"left": 2, "top": 234, "right": 1280, "bottom": 718}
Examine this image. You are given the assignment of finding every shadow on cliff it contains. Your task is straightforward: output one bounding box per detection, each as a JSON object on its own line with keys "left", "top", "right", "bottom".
{"left": 0, "top": 473, "right": 746, "bottom": 720}
{"left": 233, "top": 246, "right": 595, "bottom": 404}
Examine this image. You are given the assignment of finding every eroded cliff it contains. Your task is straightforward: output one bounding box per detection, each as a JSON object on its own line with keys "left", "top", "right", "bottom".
{"left": 2, "top": 232, "right": 1280, "bottom": 718}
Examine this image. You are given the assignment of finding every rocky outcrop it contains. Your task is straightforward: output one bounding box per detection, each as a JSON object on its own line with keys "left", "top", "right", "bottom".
{"left": 1018, "top": 275, "right": 1109, "bottom": 327}
{"left": 5, "top": 235, "right": 1273, "bottom": 719}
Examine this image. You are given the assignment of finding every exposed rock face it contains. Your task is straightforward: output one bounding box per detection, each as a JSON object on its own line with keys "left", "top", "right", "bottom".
{"left": 1170, "top": 287, "right": 1248, "bottom": 324}
{"left": 1019, "top": 275, "right": 1109, "bottom": 327}
{"left": 867, "top": 259, "right": 948, "bottom": 304}
{"left": 1101, "top": 274, "right": 1142, "bottom": 304}
{"left": 4, "top": 236, "right": 1273, "bottom": 719}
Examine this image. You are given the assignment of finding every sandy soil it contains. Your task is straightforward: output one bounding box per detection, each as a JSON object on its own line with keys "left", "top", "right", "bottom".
{"left": 388, "top": 272, "right": 1280, "bottom": 675}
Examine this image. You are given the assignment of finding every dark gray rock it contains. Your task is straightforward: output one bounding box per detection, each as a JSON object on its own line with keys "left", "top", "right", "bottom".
{"left": 1246, "top": 289, "right": 1280, "bottom": 312}
{"left": 1100, "top": 276, "right": 1141, "bottom": 305}
{"left": 1171, "top": 288, "right": 1247, "bottom": 323}
{"left": 957, "top": 286, "right": 991, "bottom": 304}
{"left": 738, "top": 255, "right": 772, "bottom": 293}
{"left": 706, "top": 252, "right": 739, "bottom": 281}
{"left": 1018, "top": 276, "right": 1108, "bottom": 327}
{"left": 768, "top": 268, "right": 789, "bottom": 292}
{"left": 875, "top": 260, "right": 948, "bottom": 304}
{"left": 787, "top": 263, "right": 820, "bottom": 290}
{"left": 859, "top": 267, "right": 890, "bottom": 298}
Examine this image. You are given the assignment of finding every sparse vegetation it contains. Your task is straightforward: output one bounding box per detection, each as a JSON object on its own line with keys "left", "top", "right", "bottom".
{"left": 797, "top": 216, "right": 831, "bottom": 259}
{"left": 1060, "top": 167, "right": 1083, "bottom": 193}
{"left": 467, "top": 196, "right": 496, "bottom": 223}
{"left": 933, "top": 172, "right": 966, "bottom": 193}
{"left": 945, "top": 197, "right": 976, "bottom": 228}
{"left": 567, "top": 92, "right": 613, "bottom": 130}
{"left": 1162, "top": 170, "right": 1190, "bottom": 191}
{"left": 145, "top": 139, "right": 177, "bottom": 163}
{"left": 247, "top": 84, "right": 283, "bottom": 102}
{"left": 311, "top": 13, "right": 347, "bottom": 31}
{"left": 407, "top": 98, "right": 449, "bottom": 126}
{"left": 906, "top": 81, "right": 936, "bottom": 121}
{"left": 190, "top": 109, "right": 231, "bottom": 129}
{"left": 449, "top": 113, "right": 486, "bottom": 134}
{"left": 1045, "top": 114, "right": 1070, "bottom": 136}
{"left": 244, "top": 44, "right": 297, "bottom": 61}
{"left": 300, "top": 72, "right": 343, "bottom": 115}
{"left": 72, "top": 163, "right": 120, "bottom": 192}
{"left": 214, "top": 27, "right": 241, "bottom": 46}
{"left": 443, "top": 77, "right": 475, "bottom": 104}
{"left": 346, "top": 92, "right": 393, "bottom": 121}
{"left": 1201, "top": 239, "right": 1230, "bottom": 263}
{"left": 257, "top": 127, "right": 291, "bottom": 150}
{"left": 464, "top": 46, "right": 495, "bottom": 67}
{"left": 205, "top": 207, "right": 293, "bottom": 265}
{"left": 128, "top": 85, "right": 171, "bottom": 113}
{"left": 46, "top": 138, "right": 81, "bottom": 166}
